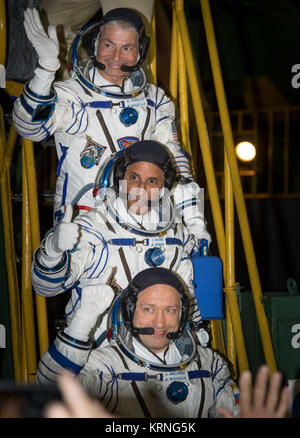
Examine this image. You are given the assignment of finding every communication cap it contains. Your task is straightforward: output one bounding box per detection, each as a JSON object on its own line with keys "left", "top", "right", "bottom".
{"left": 120, "top": 267, "right": 190, "bottom": 339}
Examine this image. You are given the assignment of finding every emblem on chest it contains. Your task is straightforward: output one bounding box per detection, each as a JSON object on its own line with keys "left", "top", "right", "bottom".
{"left": 80, "top": 136, "right": 107, "bottom": 169}
{"left": 117, "top": 136, "right": 139, "bottom": 149}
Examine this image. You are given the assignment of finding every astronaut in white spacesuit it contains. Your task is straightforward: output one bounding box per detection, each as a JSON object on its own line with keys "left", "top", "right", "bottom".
{"left": 37, "top": 267, "right": 238, "bottom": 418}
{"left": 13, "top": 6, "right": 211, "bottom": 244}
{"left": 32, "top": 140, "right": 209, "bottom": 349}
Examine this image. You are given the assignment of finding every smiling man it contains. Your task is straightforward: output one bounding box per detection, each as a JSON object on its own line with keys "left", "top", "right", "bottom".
{"left": 132, "top": 284, "right": 181, "bottom": 354}
{"left": 13, "top": 8, "right": 211, "bottom": 257}
{"left": 36, "top": 267, "right": 238, "bottom": 418}
{"left": 95, "top": 20, "right": 139, "bottom": 86}
{"left": 32, "top": 141, "right": 204, "bottom": 358}
{"left": 121, "top": 160, "right": 164, "bottom": 216}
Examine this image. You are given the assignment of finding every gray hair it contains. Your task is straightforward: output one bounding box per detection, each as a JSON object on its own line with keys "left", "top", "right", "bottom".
{"left": 99, "top": 20, "right": 138, "bottom": 37}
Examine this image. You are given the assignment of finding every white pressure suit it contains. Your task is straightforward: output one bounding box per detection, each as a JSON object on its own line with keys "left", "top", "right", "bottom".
{"left": 37, "top": 313, "right": 238, "bottom": 418}
{"left": 32, "top": 194, "right": 201, "bottom": 347}
{"left": 12, "top": 8, "right": 211, "bottom": 246}
{"left": 14, "top": 68, "right": 188, "bottom": 222}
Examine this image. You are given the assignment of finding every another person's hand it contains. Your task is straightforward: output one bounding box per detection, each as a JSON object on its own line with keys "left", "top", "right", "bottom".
{"left": 217, "top": 365, "right": 290, "bottom": 418}
{"left": 64, "top": 284, "right": 115, "bottom": 341}
{"left": 44, "top": 372, "right": 115, "bottom": 418}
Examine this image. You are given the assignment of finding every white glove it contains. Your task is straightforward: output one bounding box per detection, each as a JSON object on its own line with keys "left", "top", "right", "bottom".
{"left": 45, "top": 204, "right": 80, "bottom": 258}
{"left": 64, "top": 284, "right": 115, "bottom": 341}
{"left": 173, "top": 181, "right": 211, "bottom": 244}
{"left": 24, "top": 8, "right": 60, "bottom": 71}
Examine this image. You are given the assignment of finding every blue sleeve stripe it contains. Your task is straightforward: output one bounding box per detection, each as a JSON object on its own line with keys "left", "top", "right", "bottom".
{"left": 156, "top": 116, "right": 169, "bottom": 124}
{"left": 36, "top": 371, "right": 56, "bottom": 385}
{"left": 20, "top": 93, "right": 34, "bottom": 115}
{"left": 69, "top": 107, "right": 86, "bottom": 135}
{"left": 41, "top": 125, "right": 52, "bottom": 139}
{"left": 79, "top": 218, "right": 96, "bottom": 228}
{"left": 156, "top": 99, "right": 171, "bottom": 108}
{"left": 80, "top": 225, "right": 106, "bottom": 242}
{"left": 13, "top": 116, "right": 48, "bottom": 134}
{"left": 174, "top": 159, "right": 190, "bottom": 165}
{"left": 37, "top": 366, "right": 57, "bottom": 384}
{"left": 157, "top": 91, "right": 166, "bottom": 106}
{"left": 216, "top": 375, "right": 230, "bottom": 396}
{"left": 155, "top": 86, "right": 159, "bottom": 105}
{"left": 177, "top": 166, "right": 191, "bottom": 172}
{"left": 65, "top": 103, "right": 83, "bottom": 133}
{"left": 89, "top": 244, "right": 108, "bottom": 278}
{"left": 31, "top": 283, "right": 62, "bottom": 296}
{"left": 61, "top": 172, "right": 68, "bottom": 206}
{"left": 13, "top": 116, "right": 54, "bottom": 140}
{"left": 212, "top": 358, "right": 223, "bottom": 381}
{"left": 175, "top": 198, "right": 198, "bottom": 207}
{"left": 56, "top": 144, "right": 68, "bottom": 177}
{"left": 83, "top": 261, "right": 96, "bottom": 275}
{"left": 48, "top": 344, "right": 83, "bottom": 374}
{"left": 66, "top": 103, "right": 87, "bottom": 135}
{"left": 33, "top": 266, "right": 68, "bottom": 283}
{"left": 40, "top": 358, "right": 59, "bottom": 376}
{"left": 57, "top": 334, "right": 90, "bottom": 351}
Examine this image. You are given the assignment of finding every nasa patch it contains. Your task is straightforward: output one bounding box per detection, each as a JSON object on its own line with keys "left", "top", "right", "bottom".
{"left": 117, "top": 136, "right": 139, "bottom": 149}
{"left": 80, "top": 136, "right": 107, "bottom": 169}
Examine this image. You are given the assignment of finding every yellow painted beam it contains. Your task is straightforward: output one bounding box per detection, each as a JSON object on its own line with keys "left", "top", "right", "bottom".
{"left": 225, "top": 157, "right": 238, "bottom": 377}
{"left": 149, "top": 4, "right": 157, "bottom": 85}
{"left": 176, "top": 24, "right": 194, "bottom": 175}
{"left": 200, "top": 0, "right": 277, "bottom": 373}
{"left": 22, "top": 148, "right": 38, "bottom": 381}
{"left": 0, "top": 111, "right": 22, "bottom": 381}
{"left": 175, "top": 0, "right": 226, "bottom": 355}
{"left": 175, "top": 0, "right": 226, "bottom": 265}
{"left": 0, "top": 0, "right": 6, "bottom": 65}
{"left": 23, "top": 138, "right": 49, "bottom": 356}
{"left": 169, "top": 4, "right": 178, "bottom": 104}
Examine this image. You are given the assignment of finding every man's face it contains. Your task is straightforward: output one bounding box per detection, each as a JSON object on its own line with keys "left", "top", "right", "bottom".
{"left": 120, "top": 161, "right": 164, "bottom": 215}
{"left": 133, "top": 284, "right": 181, "bottom": 354}
{"left": 96, "top": 23, "right": 139, "bottom": 86}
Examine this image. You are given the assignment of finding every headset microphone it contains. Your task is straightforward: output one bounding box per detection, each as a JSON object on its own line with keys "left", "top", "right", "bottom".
{"left": 92, "top": 55, "right": 136, "bottom": 73}
{"left": 91, "top": 56, "right": 105, "bottom": 70}
{"left": 121, "top": 64, "right": 137, "bottom": 73}
{"left": 132, "top": 327, "right": 154, "bottom": 336}
{"left": 167, "top": 332, "right": 180, "bottom": 340}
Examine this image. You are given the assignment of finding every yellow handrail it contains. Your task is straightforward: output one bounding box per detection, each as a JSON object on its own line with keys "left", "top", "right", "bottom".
{"left": 225, "top": 157, "right": 237, "bottom": 377}
{"left": 0, "top": 112, "right": 22, "bottom": 381}
{"left": 174, "top": 0, "right": 226, "bottom": 264}
{"left": 200, "top": 0, "right": 277, "bottom": 373}
{"left": 149, "top": 4, "right": 157, "bottom": 85}
{"left": 0, "top": 0, "right": 6, "bottom": 65}
{"left": 174, "top": 0, "right": 251, "bottom": 367}
{"left": 23, "top": 138, "right": 49, "bottom": 356}
{"left": 174, "top": 0, "right": 227, "bottom": 354}
{"left": 176, "top": 20, "right": 194, "bottom": 175}
{"left": 169, "top": 5, "right": 178, "bottom": 104}
{"left": 22, "top": 148, "right": 38, "bottom": 381}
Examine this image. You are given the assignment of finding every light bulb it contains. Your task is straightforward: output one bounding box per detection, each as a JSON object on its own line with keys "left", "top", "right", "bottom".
{"left": 235, "top": 141, "right": 256, "bottom": 162}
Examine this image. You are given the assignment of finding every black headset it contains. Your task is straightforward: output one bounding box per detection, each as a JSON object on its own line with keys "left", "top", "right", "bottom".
{"left": 120, "top": 268, "right": 190, "bottom": 340}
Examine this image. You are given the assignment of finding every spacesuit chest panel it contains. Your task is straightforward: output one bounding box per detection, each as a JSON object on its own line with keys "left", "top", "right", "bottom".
{"left": 95, "top": 346, "right": 215, "bottom": 418}
{"left": 87, "top": 96, "right": 154, "bottom": 153}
